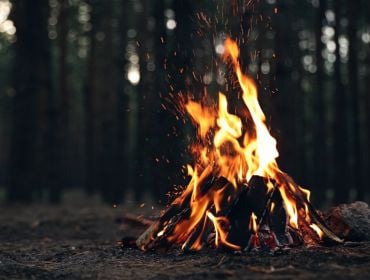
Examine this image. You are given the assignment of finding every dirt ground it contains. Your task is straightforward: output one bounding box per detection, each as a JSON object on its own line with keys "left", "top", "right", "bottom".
{"left": 1, "top": 191, "right": 370, "bottom": 280}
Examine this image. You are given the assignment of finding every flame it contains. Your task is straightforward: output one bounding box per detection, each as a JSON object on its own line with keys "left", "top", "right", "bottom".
{"left": 270, "top": 202, "right": 276, "bottom": 213}
{"left": 206, "top": 211, "right": 241, "bottom": 250}
{"left": 165, "top": 38, "right": 321, "bottom": 250}
{"left": 185, "top": 101, "right": 216, "bottom": 139}
{"left": 279, "top": 186, "right": 298, "bottom": 229}
{"left": 249, "top": 212, "right": 258, "bottom": 233}
{"left": 224, "top": 38, "right": 279, "bottom": 180}
{"left": 310, "top": 223, "right": 324, "bottom": 239}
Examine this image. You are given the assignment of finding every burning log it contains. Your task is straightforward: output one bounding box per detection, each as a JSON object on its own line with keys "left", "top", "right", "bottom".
{"left": 134, "top": 174, "right": 342, "bottom": 252}
{"left": 136, "top": 219, "right": 161, "bottom": 251}
{"left": 182, "top": 216, "right": 211, "bottom": 252}
{"left": 136, "top": 206, "right": 190, "bottom": 251}
{"left": 273, "top": 172, "right": 343, "bottom": 244}
{"left": 226, "top": 176, "right": 271, "bottom": 249}
{"left": 136, "top": 175, "right": 229, "bottom": 251}
{"left": 133, "top": 162, "right": 343, "bottom": 252}
{"left": 304, "top": 202, "right": 343, "bottom": 244}
{"left": 268, "top": 185, "right": 291, "bottom": 247}
{"left": 132, "top": 38, "right": 344, "bottom": 254}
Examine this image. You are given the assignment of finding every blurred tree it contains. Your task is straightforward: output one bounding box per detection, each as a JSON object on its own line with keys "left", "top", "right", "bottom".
{"left": 133, "top": 0, "right": 151, "bottom": 202}
{"left": 333, "top": 0, "right": 349, "bottom": 204}
{"left": 347, "top": 0, "right": 361, "bottom": 201}
{"left": 313, "top": 0, "right": 327, "bottom": 205}
{"left": 150, "top": 0, "right": 177, "bottom": 200}
{"left": 84, "top": 0, "right": 99, "bottom": 195}
{"left": 366, "top": 1, "right": 370, "bottom": 202}
{"left": 114, "top": 0, "right": 129, "bottom": 203}
{"left": 53, "top": 0, "right": 68, "bottom": 202}
{"left": 7, "top": 0, "right": 52, "bottom": 202}
{"left": 98, "top": 0, "right": 122, "bottom": 203}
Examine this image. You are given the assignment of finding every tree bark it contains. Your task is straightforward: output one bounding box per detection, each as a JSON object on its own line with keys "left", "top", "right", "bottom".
{"left": 84, "top": 0, "right": 98, "bottom": 194}
{"left": 347, "top": 0, "right": 362, "bottom": 200}
{"left": 8, "top": 0, "right": 52, "bottom": 202}
{"left": 333, "top": 0, "right": 349, "bottom": 204}
{"left": 312, "top": 0, "right": 327, "bottom": 204}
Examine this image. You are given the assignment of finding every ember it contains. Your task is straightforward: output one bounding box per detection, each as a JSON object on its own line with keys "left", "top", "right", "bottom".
{"left": 136, "top": 38, "right": 343, "bottom": 253}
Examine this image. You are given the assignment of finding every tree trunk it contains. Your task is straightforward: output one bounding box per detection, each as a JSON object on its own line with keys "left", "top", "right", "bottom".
{"left": 114, "top": 0, "right": 129, "bottom": 203}
{"left": 99, "top": 0, "right": 121, "bottom": 203}
{"left": 333, "top": 0, "right": 349, "bottom": 204}
{"left": 8, "top": 0, "right": 52, "bottom": 202}
{"left": 84, "top": 0, "right": 98, "bottom": 194}
{"left": 311, "top": 0, "right": 327, "bottom": 204}
{"left": 46, "top": 0, "right": 68, "bottom": 203}
{"left": 347, "top": 0, "right": 362, "bottom": 200}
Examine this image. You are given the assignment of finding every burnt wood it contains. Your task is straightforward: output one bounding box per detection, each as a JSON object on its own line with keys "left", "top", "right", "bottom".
{"left": 227, "top": 176, "right": 271, "bottom": 249}
{"left": 136, "top": 172, "right": 343, "bottom": 252}
{"left": 136, "top": 175, "right": 230, "bottom": 250}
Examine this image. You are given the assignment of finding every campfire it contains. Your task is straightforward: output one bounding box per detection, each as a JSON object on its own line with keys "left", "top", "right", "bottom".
{"left": 135, "top": 38, "right": 343, "bottom": 253}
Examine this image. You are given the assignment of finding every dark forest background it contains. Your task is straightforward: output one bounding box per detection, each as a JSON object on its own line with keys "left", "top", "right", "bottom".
{"left": 0, "top": 0, "right": 369, "bottom": 206}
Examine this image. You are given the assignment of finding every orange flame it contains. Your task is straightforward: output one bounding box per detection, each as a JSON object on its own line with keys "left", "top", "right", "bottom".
{"left": 249, "top": 212, "right": 258, "bottom": 233}
{"left": 207, "top": 211, "right": 241, "bottom": 250}
{"left": 167, "top": 37, "right": 320, "bottom": 249}
{"left": 310, "top": 223, "right": 324, "bottom": 239}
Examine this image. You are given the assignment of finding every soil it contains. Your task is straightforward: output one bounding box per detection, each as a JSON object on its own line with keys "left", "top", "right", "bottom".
{"left": 1, "top": 191, "right": 370, "bottom": 280}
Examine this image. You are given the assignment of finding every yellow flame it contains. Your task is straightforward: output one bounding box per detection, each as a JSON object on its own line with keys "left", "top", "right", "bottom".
{"left": 206, "top": 211, "right": 240, "bottom": 250}
{"left": 249, "top": 212, "right": 258, "bottom": 233}
{"left": 166, "top": 37, "right": 321, "bottom": 249}
{"left": 270, "top": 202, "right": 276, "bottom": 213}
{"left": 279, "top": 186, "right": 298, "bottom": 229}
{"left": 310, "top": 223, "right": 324, "bottom": 239}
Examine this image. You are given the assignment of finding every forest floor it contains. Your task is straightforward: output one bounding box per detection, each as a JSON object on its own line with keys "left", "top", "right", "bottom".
{"left": 1, "top": 191, "right": 370, "bottom": 280}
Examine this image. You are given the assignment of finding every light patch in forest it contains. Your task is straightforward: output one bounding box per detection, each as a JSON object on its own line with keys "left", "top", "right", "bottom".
{"left": 0, "top": 0, "right": 11, "bottom": 24}
{"left": 362, "top": 31, "right": 370, "bottom": 44}
{"left": 127, "top": 65, "right": 140, "bottom": 85}
{"left": 166, "top": 19, "right": 177, "bottom": 30}
{"left": 0, "top": 0, "right": 15, "bottom": 37}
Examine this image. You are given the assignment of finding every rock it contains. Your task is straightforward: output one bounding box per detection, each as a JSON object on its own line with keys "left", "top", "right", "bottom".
{"left": 324, "top": 201, "right": 370, "bottom": 241}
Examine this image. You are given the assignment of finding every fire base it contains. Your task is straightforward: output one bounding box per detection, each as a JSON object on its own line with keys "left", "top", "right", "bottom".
{"left": 136, "top": 175, "right": 342, "bottom": 253}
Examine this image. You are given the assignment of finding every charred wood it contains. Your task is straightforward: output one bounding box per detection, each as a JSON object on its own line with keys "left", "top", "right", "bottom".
{"left": 136, "top": 175, "right": 229, "bottom": 251}
{"left": 324, "top": 201, "right": 370, "bottom": 242}
{"left": 227, "top": 176, "right": 271, "bottom": 249}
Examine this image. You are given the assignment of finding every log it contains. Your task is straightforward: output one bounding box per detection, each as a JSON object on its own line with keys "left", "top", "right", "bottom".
{"left": 268, "top": 186, "right": 290, "bottom": 247}
{"left": 136, "top": 203, "right": 190, "bottom": 251}
{"left": 136, "top": 220, "right": 161, "bottom": 251}
{"left": 324, "top": 201, "right": 370, "bottom": 242}
{"left": 182, "top": 217, "right": 211, "bottom": 252}
{"left": 305, "top": 201, "right": 343, "bottom": 244}
{"left": 135, "top": 172, "right": 344, "bottom": 252}
{"left": 136, "top": 175, "right": 229, "bottom": 251}
{"left": 227, "top": 176, "right": 271, "bottom": 249}
{"left": 275, "top": 172, "right": 343, "bottom": 244}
